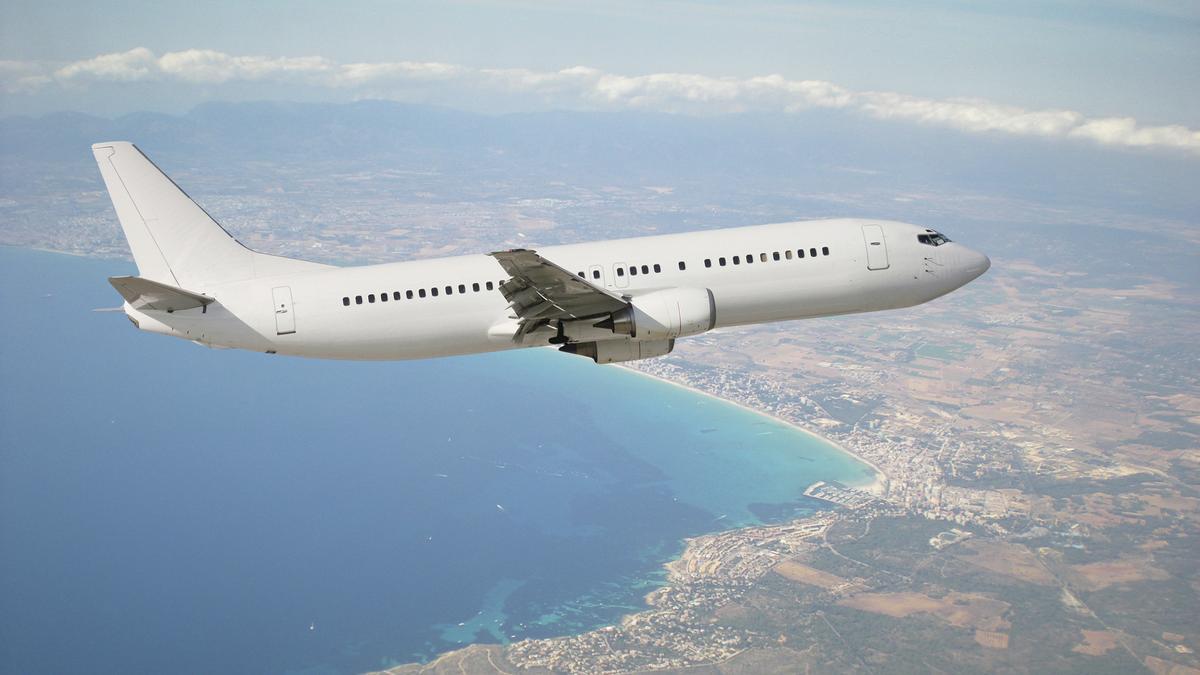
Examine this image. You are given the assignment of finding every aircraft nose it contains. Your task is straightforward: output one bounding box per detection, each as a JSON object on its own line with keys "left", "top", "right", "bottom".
{"left": 962, "top": 247, "right": 991, "bottom": 282}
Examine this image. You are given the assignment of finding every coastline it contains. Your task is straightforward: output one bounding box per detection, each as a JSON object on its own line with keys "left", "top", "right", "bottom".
{"left": 374, "top": 362, "right": 892, "bottom": 674}
{"left": 615, "top": 363, "right": 888, "bottom": 497}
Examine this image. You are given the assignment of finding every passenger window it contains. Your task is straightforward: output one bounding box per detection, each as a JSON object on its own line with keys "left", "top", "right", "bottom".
{"left": 342, "top": 297, "right": 350, "bottom": 306}
{"left": 719, "top": 257, "right": 727, "bottom": 266}
{"left": 653, "top": 263, "right": 661, "bottom": 273}
{"left": 746, "top": 254, "right": 753, "bottom": 264}
{"left": 785, "top": 250, "right": 793, "bottom": 260}
{"left": 393, "top": 291, "right": 401, "bottom": 301}
{"left": 630, "top": 266, "right": 638, "bottom": 276}
{"left": 760, "top": 253, "right": 767, "bottom": 262}
{"left": 445, "top": 286, "right": 453, "bottom": 295}
{"left": 578, "top": 271, "right": 584, "bottom": 277}
{"left": 458, "top": 284, "right": 466, "bottom": 294}
{"left": 641, "top": 265, "right": 649, "bottom": 274}
{"left": 705, "top": 259, "right": 712, "bottom": 268}
{"left": 678, "top": 261, "right": 686, "bottom": 271}
{"left": 369, "top": 294, "right": 376, "bottom": 303}
{"left": 822, "top": 246, "right": 829, "bottom": 256}
{"left": 380, "top": 292, "right": 388, "bottom": 302}
{"left": 355, "top": 295, "right": 363, "bottom": 304}
{"left": 431, "top": 288, "right": 439, "bottom": 297}
{"left": 473, "top": 282, "right": 480, "bottom": 292}
{"left": 617, "top": 267, "right": 625, "bottom": 277}
{"left": 733, "top": 255, "right": 740, "bottom": 265}
{"left": 773, "top": 252, "right": 780, "bottom": 261}
{"left": 810, "top": 248, "right": 817, "bottom": 258}
{"left": 486, "top": 281, "right": 495, "bottom": 290}
{"left": 798, "top": 249, "right": 805, "bottom": 258}
{"left": 592, "top": 270, "right": 600, "bottom": 279}
{"left": 418, "top": 289, "right": 426, "bottom": 298}
{"left": 406, "top": 290, "right": 414, "bottom": 299}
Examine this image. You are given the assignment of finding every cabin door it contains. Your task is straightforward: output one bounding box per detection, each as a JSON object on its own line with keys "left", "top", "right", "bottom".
{"left": 272, "top": 286, "right": 296, "bottom": 335}
{"left": 862, "top": 225, "right": 890, "bottom": 270}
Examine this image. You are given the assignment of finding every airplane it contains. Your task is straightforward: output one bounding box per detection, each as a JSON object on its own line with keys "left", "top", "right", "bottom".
{"left": 92, "top": 142, "right": 990, "bottom": 364}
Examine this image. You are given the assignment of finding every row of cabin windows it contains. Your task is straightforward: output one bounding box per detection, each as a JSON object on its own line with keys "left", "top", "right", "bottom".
{"left": 573, "top": 245, "right": 832, "bottom": 280}
{"left": 342, "top": 244, "right": 833, "bottom": 306}
{"left": 704, "top": 246, "right": 830, "bottom": 268}
{"left": 342, "top": 279, "right": 505, "bottom": 306}
{"left": 618, "top": 263, "right": 661, "bottom": 277}
{"left": 579, "top": 263, "right": 665, "bottom": 279}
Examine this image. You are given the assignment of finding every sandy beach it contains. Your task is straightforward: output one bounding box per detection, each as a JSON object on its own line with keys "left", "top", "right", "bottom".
{"left": 616, "top": 364, "right": 888, "bottom": 496}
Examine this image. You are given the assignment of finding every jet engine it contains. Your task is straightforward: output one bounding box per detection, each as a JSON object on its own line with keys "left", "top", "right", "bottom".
{"left": 559, "top": 338, "right": 674, "bottom": 364}
{"left": 594, "top": 288, "right": 716, "bottom": 340}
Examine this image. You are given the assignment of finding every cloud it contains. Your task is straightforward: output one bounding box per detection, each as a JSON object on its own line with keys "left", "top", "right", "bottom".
{"left": 853, "top": 92, "right": 1084, "bottom": 138}
{"left": 8, "top": 47, "right": 1200, "bottom": 156}
{"left": 49, "top": 48, "right": 338, "bottom": 85}
{"left": 52, "top": 47, "right": 158, "bottom": 82}
{"left": 1068, "top": 116, "right": 1200, "bottom": 150}
{"left": 0, "top": 60, "right": 52, "bottom": 93}
{"left": 157, "top": 50, "right": 337, "bottom": 84}
{"left": 339, "top": 60, "right": 466, "bottom": 86}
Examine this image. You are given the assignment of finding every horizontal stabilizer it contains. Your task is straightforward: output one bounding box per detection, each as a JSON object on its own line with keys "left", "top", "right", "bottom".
{"left": 108, "top": 275, "right": 213, "bottom": 312}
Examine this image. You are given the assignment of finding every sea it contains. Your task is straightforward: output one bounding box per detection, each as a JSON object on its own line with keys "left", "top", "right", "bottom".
{"left": 0, "top": 247, "right": 876, "bottom": 674}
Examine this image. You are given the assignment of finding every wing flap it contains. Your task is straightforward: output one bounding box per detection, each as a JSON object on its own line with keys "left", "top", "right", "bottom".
{"left": 108, "top": 275, "right": 214, "bottom": 312}
{"left": 489, "top": 249, "right": 627, "bottom": 341}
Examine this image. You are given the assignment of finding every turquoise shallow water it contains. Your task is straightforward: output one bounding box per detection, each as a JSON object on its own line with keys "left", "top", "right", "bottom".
{"left": 0, "top": 247, "right": 875, "bottom": 674}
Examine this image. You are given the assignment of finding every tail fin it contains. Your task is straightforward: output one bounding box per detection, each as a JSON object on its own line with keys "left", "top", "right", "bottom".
{"left": 92, "top": 142, "right": 330, "bottom": 288}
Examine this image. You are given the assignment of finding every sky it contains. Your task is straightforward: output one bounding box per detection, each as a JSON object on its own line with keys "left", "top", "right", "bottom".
{"left": 1, "top": 0, "right": 1198, "bottom": 156}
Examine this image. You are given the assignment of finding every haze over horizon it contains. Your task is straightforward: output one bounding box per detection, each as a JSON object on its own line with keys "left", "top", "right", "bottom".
{"left": 3, "top": 1, "right": 1198, "bottom": 157}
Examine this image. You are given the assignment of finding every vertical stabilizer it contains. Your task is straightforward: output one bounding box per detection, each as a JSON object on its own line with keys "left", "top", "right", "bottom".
{"left": 92, "top": 142, "right": 256, "bottom": 288}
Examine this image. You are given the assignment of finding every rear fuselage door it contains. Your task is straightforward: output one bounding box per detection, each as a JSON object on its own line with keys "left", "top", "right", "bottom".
{"left": 862, "top": 225, "right": 890, "bottom": 270}
{"left": 272, "top": 286, "right": 296, "bottom": 335}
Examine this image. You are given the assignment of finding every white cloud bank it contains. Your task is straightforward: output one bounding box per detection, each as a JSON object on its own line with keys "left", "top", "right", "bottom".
{"left": 7, "top": 47, "right": 1199, "bottom": 156}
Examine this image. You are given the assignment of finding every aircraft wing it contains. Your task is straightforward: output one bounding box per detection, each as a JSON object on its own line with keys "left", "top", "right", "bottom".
{"left": 489, "top": 248, "right": 627, "bottom": 341}
{"left": 108, "top": 275, "right": 214, "bottom": 312}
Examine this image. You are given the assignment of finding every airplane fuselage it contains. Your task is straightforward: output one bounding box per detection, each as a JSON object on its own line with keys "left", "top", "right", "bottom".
{"left": 126, "top": 218, "right": 990, "bottom": 361}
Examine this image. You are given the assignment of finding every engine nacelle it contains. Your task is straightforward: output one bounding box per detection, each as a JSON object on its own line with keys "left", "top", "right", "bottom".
{"left": 597, "top": 288, "right": 716, "bottom": 340}
{"left": 559, "top": 338, "right": 674, "bottom": 364}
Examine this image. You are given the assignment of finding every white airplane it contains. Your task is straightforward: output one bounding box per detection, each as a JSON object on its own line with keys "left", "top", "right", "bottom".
{"left": 93, "top": 142, "right": 989, "bottom": 364}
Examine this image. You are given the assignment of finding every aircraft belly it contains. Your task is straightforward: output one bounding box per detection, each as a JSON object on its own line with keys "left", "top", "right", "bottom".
{"left": 272, "top": 300, "right": 516, "bottom": 360}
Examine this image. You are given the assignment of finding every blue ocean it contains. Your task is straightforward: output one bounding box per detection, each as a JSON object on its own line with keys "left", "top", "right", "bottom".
{"left": 0, "top": 247, "right": 875, "bottom": 674}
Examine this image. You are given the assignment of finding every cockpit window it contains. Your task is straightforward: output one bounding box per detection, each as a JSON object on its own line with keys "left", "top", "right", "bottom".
{"left": 918, "top": 231, "right": 951, "bottom": 246}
